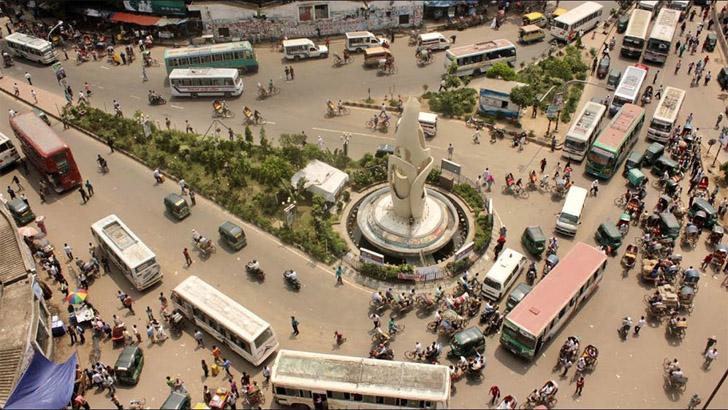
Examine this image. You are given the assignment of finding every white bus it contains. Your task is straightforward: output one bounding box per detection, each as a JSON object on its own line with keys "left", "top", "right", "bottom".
{"left": 563, "top": 101, "right": 607, "bottom": 161}
{"left": 169, "top": 68, "right": 244, "bottom": 98}
{"left": 644, "top": 8, "right": 680, "bottom": 64}
{"left": 647, "top": 86, "right": 685, "bottom": 142}
{"left": 621, "top": 9, "right": 652, "bottom": 58}
{"left": 551, "top": 2, "right": 604, "bottom": 42}
{"left": 443, "top": 39, "right": 516, "bottom": 77}
{"left": 638, "top": 0, "right": 660, "bottom": 12}
{"left": 5, "top": 32, "right": 57, "bottom": 64}
{"left": 170, "top": 275, "right": 279, "bottom": 366}
{"left": 90, "top": 215, "right": 162, "bottom": 290}
{"left": 609, "top": 65, "right": 648, "bottom": 116}
{"left": 271, "top": 350, "right": 451, "bottom": 409}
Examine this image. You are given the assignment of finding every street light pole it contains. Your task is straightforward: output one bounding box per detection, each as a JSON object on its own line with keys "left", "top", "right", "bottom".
{"left": 48, "top": 20, "right": 64, "bottom": 48}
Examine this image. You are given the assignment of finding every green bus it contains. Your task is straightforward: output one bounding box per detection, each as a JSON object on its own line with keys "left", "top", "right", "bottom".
{"left": 164, "top": 41, "right": 258, "bottom": 74}
{"left": 585, "top": 103, "right": 645, "bottom": 179}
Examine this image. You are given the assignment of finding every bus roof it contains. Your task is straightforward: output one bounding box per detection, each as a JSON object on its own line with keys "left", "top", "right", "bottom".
{"left": 566, "top": 102, "right": 606, "bottom": 140}
{"left": 625, "top": 9, "right": 652, "bottom": 39}
{"left": 91, "top": 215, "right": 155, "bottom": 266}
{"left": 615, "top": 66, "right": 648, "bottom": 100}
{"left": 649, "top": 8, "right": 680, "bottom": 42}
{"left": 505, "top": 243, "right": 606, "bottom": 337}
{"left": 172, "top": 275, "right": 270, "bottom": 340}
{"left": 594, "top": 104, "right": 645, "bottom": 149}
{"left": 271, "top": 350, "right": 451, "bottom": 402}
{"left": 486, "top": 248, "right": 525, "bottom": 282}
{"left": 5, "top": 32, "right": 52, "bottom": 49}
{"left": 164, "top": 41, "right": 252, "bottom": 58}
{"left": 9, "top": 112, "right": 68, "bottom": 156}
{"left": 554, "top": 2, "right": 603, "bottom": 25}
{"left": 447, "top": 39, "right": 514, "bottom": 57}
{"left": 653, "top": 86, "right": 685, "bottom": 122}
{"left": 169, "top": 67, "right": 239, "bottom": 79}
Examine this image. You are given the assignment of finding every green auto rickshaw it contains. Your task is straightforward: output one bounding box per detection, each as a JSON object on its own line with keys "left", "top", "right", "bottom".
{"left": 164, "top": 193, "right": 190, "bottom": 220}
{"left": 505, "top": 283, "right": 533, "bottom": 313}
{"left": 704, "top": 33, "right": 717, "bottom": 52}
{"left": 651, "top": 155, "right": 680, "bottom": 177}
{"left": 643, "top": 142, "right": 665, "bottom": 166}
{"left": 8, "top": 198, "right": 35, "bottom": 226}
{"left": 623, "top": 151, "right": 644, "bottom": 175}
{"left": 617, "top": 15, "right": 630, "bottom": 33}
{"left": 114, "top": 346, "right": 144, "bottom": 385}
{"left": 689, "top": 197, "right": 718, "bottom": 229}
{"left": 607, "top": 69, "right": 622, "bottom": 87}
{"left": 595, "top": 222, "right": 622, "bottom": 250}
{"left": 218, "top": 220, "right": 246, "bottom": 250}
{"left": 658, "top": 212, "right": 680, "bottom": 239}
{"left": 627, "top": 168, "right": 646, "bottom": 188}
{"left": 161, "top": 392, "right": 191, "bottom": 410}
{"left": 448, "top": 327, "right": 486, "bottom": 358}
{"left": 521, "top": 226, "right": 546, "bottom": 257}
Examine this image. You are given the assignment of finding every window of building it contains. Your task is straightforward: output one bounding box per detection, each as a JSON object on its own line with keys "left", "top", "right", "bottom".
{"left": 218, "top": 27, "right": 230, "bottom": 37}
{"left": 314, "top": 4, "right": 329, "bottom": 20}
{"left": 299, "top": 6, "right": 313, "bottom": 21}
{"left": 399, "top": 14, "right": 410, "bottom": 25}
{"left": 35, "top": 320, "right": 50, "bottom": 352}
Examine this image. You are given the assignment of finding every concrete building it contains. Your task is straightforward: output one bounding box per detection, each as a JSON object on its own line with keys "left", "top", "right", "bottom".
{"left": 189, "top": 1, "right": 423, "bottom": 42}
{"left": 0, "top": 207, "right": 52, "bottom": 406}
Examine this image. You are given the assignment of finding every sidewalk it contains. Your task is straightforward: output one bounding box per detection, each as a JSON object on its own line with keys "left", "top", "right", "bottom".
{"left": 0, "top": 74, "right": 70, "bottom": 119}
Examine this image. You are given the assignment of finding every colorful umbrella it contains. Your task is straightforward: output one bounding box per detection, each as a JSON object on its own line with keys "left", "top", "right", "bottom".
{"left": 66, "top": 289, "right": 88, "bottom": 304}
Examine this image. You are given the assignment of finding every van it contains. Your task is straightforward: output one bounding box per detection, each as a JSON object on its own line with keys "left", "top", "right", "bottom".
{"left": 282, "top": 38, "right": 328, "bottom": 60}
{"left": 346, "top": 31, "right": 385, "bottom": 52}
{"left": 417, "top": 32, "right": 450, "bottom": 51}
{"left": 518, "top": 25, "right": 545, "bottom": 44}
{"left": 555, "top": 186, "right": 588, "bottom": 236}
{"left": 480, "top": 248, "right": 527, "bottom": 301}
{"left": 396, "top": 112, "right": 438, "bottom": 137}
{"left": 0, "top": 131, "right": 19, "bottom": 171}
{"left": 363, "top": 47, "right": 393, "bottom": 67}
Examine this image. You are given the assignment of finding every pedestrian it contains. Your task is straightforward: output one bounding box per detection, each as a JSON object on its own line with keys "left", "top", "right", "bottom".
{"left": 540, "top": 158, "right": 547, "bottom": 173}
{"left": 688, "top": 61, "right": 695, "bottom": 74}
{"left": 717, "top": 114, "right": 724, "bottom": 129}
{"left": 447, "top": 143, "right": 454, "bottom": 159}
{"left": 656, "top": 85, "right": 663, "bottom": 99}
{"left": 183, "top": 247, "right": 192, "bottom": 266}
{"left": 123, "top": 294, "right": 135, "bottom": 314}
{"left": 370, "top": 312, "right": 381, "bottom": 329}
{"left": 76, "top": 324, "right": 86, "bottom": 344}
{"left": 263, "top": 365, "right": 271, "bottom": 383}
{"left": 64, "top": 243, "right": 73, "bottom": 260}
{"left": 241, "top": 371, "right": 251, "bottom": 386}
{"left": 201, "top": 359, "right": 209, "bottom": 377}
{"left": 165, "top": 117, "right": 171, "bottom": 130}
{"left": 289, "top": 66, "right": 295, "bottom": 80}
{"left": 687, "top": 112, "right": 694, "bottom": 125}
{"left": 166, "top": 376, "right": 175, "bottom": 392}
{"left": 701, "top": 253, "right": 713, "bottom": 270}
{"left": 590, "top": 180, "right": 599, "bottom": 197}
{"left": 79, "top": 271, "right": 89, "bottom": 290}
{"left": 675, "top": 59, "right": 681, "bottom": 75}
{"left": 12, "top": 175, "right": 23, "bottom": 191}
{"left": 227, "top": 392, "right": 237, "bottom": 409}
{"left": 561, "top": 358, "right": 572, "bottom": 376}
{"left": 222, "top": 357, "right": 233, "bottom": 377}
{"left": 104, "top": 374, "right": 116, "bottom": 394}
{"left": 194, "top": 329, "right": 204, "bottom": 347}
{"left": 634, "top": 315, "right": 645, "bottom": 335}
{"left": 575, "top": 376, "right": 585, "bottom": 395}
{"left": 438, "top": 79, "right": 446, "bottom": 92}
{"left": 705, "top": 70, "right": 712, "bottom": 85}
{"left": 74, "top": 394, "right": 90, "bottom": 410}
{"left": 180, "top": 179, "right": 188, "bottom": 195}
{"left": 189, "top": 190, "right": 196, "bottom": 206}
{"left": 291, "top": 315, "right": 300, "bottom": 335}
{"left": 704, "top": 348, "right": 718, "bottom": 368}
{"left": 120, "top": 52, "right": 126, "bottom": 65}
{"left": 60, "top": 279, "right": 69, "bottom": 297}
{"left": 78, "top": 186, "right": 89, "bottom": 203}
{"left": 133, "top": 324, "right": 142, "bottom": 343}
{"left": 335, "top": 265, "right": 343, "bottom": 284}
{"left": 6, "top": 186, "right": 15, "bottom": 199}
{"left": 675, "top": 40, "right": 681, "bottom": 54}
{"left": 84, "top": 180, "right": 94, "bottom": 196}
{"left": 653, "top": 70, "right": 659, "bottom": 84}
{"left": 551, "top": 134, "right": 557, "bottom": 152}
{"left": 489, "top": 385, "right": 501, "bottom": 404}
{"left": 680, "top": 43, "right": 686, "bottom": 57}
{"left": 213, "top": 345, "right": 222, "bottom": 364}
{"left": 85, "top": 82, "right": 92, "bottom": 96}
{"left": 230, "top": 378, "right": 240, "bottom": 398}
{"left": 68, "top": 324, "right": 77, "bottom": 345}
{"left": 486, "top": 173, "right": 494, "bottom": 192}
{"left": 142, "top": 66, "right": 148, "bottom": 82}
{"left": 110, "top": 394, "right": 123, "bottom": 410}
{"left": 284, "top": 66, "right": 290, "bottom": 80}
{"left": 146, "top": 324, "right": 156, "bottom": 342}
{"left": 325, "top": 36, "right": 330, "bottom": 48}
{"left": 185, "top": 120, "right": 193, "bottom": 133}
{"left": 705, "top": 336, "right": 718, "bottom": 353}
{"left": 20, "top": 193, "right": 28, "bottom": 206}
{"left": 31, "top": 89, "right": 37, "bottom": 104}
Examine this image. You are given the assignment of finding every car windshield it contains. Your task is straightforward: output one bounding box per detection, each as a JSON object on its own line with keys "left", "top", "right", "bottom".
{"left": 483, "top": 278, "right": 501, "bottom": 290}
{"left": 559, "top": 213, "right": 579, "bottom": 225}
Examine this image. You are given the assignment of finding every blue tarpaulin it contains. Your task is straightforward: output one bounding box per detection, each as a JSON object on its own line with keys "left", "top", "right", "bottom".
{"left": 5, "top": 352, "right": 78, "bottom": 409}
{"left": 425, "top": 0, "right": 478, "bottom": 7}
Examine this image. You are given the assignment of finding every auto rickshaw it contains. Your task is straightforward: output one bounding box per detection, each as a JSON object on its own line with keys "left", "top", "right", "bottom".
{"left": 703, "top": 33, "right": 717, "bottom": 52}
{"left": 521, "top": 226, "right": 546, "bottom": 257}
{"left": 218, "top": 221, "right": 246, "bottom": 250}
{"left": 689, "top": 198, "right": 718, "bottom": 229}
{"left": 607, "top": 69, "right": 622, "bottom": 88}
{"left": 543, "top": 253, "right": 559, "bottom": 275}
{"left": 160, "top": 392, "right": 191, "bottom": 410}
{"left": 718, "top": 67, "right": 728, "bottom": 91}
{"left": 682, "top": 268, "right": 700, "bottom": 289}
{"left": 659, "top": 212, "right": 681, "bottom": 240}
{"left": 696, "top": 175, "right": 709, "bottom": 193}
{"left": 448, "top": 326, "right": 486, "bottom": 358}
{"left": 712, "top": 244, "right": 728, "bottom": 267}
{"left": 518, "top": 24, "right": 545, "bottom": 44}
{"left": 595, "top": 222, "right": 623, "bottom": 250}
{"left": 621, "top": 243, "right": 638, "bottom": 270}
{"left": 114, "top": 345, "right": 144, "bottom": 385}
{"left": 164, "top": 193, "right": 190, "bottom": 220}
{"left": 616, "top": 213, "right": 631, "bottom": 236}
{"left": 522, "top": 12, "right": 548, "bottom": 27}
{"left": 627, "top": 168, "right": 646, "bottom": 187}
{"left": 624, "top": 150, "right": 644, "bottom": 175}
{"left": 644, "top": 142, "right": 665, "bottom": 166}
{"left": 617, "top": 15, "right": 630, "bottom": 33}
{"left": 655, "top": 195, "right": 674, "bottom": 213}
{"left": 7, "top": 198, "right": 36, "bottom": 226}
{"left": 597, "top": 56, "right": 610, "bottom": 79}
{"left": 677, "top": 285, "right": 695, "bottom": 311}
{"left": 709, "top": 224, "right": 724, "bottom": 246}
{"left": 652, "top": 155, "right": 681, "bottom": 178}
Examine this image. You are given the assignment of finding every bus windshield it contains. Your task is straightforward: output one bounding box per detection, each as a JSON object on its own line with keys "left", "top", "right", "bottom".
{"left": 502, "top": 322, "right": 537, "bottom": 349}
{"left": 53, "top": 152, "right": 70, "bottom": 172}
{"left": 650, "top": 119, "right": 671, "bottom": 132}
{"left": 588, "top": 148, "right": 613, "bottom": 166}
{"left": 565, "top": 138, "right": 588, "bottom": 152}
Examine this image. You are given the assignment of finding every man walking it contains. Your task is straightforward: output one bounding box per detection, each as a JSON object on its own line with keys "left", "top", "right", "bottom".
{"left": 123, "top": 294, "right": 135, "bottom": 314}
{"left": 634, "top": 316, "right": 645, "bottom": 335}
{"left": 447, "top": 143, "right": 454, "bottom": 160}
{"left": 291, "top": 316, "right": 300, "bottom": 335}
{"left": 575, "top": 376, "right": 585, "bottom": 395}
{"left": 185, "top": 120, "right": 193, "bottom": 133}
{"left": 370, "top": 312, "right": 381, "bottom": 329}
{"left": 489, "top": 385, "right": 501, "bottom": 404}
{"left": 13, "top": 83, "right": 18, "bottom": 97}
{"left": 183, "top": 248, "right": 192, "bottom": 266}
{"left": 12, "top": 175, "right": 23, "bottom": 191}
{"left": 289, "top": 66, "right": 295, "bottom": 80}
{"left": 222, "top": 358, "right": 233, "bottom": 377}
{"left": 64, "top": 243, "right": 73, "bottom": 260}
{"left": 590, "top": 180, "right": 599, "bottom": 197}
{"left": 655, "top": 85, "right": 663, "bottom": 100}
{"left": 653, "top": 70, "right": 659, "bottom": 84}
{"left": 78, "top": 186, "right": 89, "bottom": 203}
{"left": 675, "top": 59, "right": 681, "bottom": 75}
{"left": 335, "top": 265, "right": 344, "bottom": 285}
{"left": 31, "top": 89, "right": 38, "bottom": 104}
{"left": 85, "top": 180, "right": 94, "bottom": 196}
{"left": 76, "top": 324, "right": 86, "bottom": 344}
{"left": 284, "top": 66, "right": 290, "bottom": 80}
{"left": 142, "top": 67, "right": 148, "bottom": 82}
{"left": 68, "top": 324, "right": 78, "bottom": 345}
{"left": 24, "top": 71, "right": 32, "bottom": 85}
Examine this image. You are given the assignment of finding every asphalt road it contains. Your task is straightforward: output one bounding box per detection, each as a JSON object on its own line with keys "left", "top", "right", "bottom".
{"left": 1, "top": 2, "right": 727, "bottom": 408}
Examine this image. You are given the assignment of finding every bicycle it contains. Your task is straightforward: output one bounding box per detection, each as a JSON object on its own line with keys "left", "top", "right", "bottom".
{"left": 502, "top": 184, "right": 529, "bottom": 199}
{"left": 388, "top": 324, "right": 405, "bottom": 336}
{"left": 129, "top": 398, "right": 147, "bottom": 410}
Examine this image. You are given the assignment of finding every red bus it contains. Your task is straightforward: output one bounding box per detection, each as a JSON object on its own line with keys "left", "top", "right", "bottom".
{"left": 9, "top": 112, "right": 82, "bottom": 193}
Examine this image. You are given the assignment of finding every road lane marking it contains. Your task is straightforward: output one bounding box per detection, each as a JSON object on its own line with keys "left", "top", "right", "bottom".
{"left": 129, "top": 95, "right": 140, "bottom": 100}
{"left": 262, "top": 121, "right": 276, "bottom": 125}
{"left": 100, "top": 66, "right": 110, "bottom": 70}
{"left": 312, "top": 127, "right": 391, "bottom": 140}
{"left": 170, "top": 104, "right": 184, "bottom": 109}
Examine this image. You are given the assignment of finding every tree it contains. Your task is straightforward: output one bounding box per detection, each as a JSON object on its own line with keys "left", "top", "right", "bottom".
{"left": 510, "top": 85, "right": 537, "bottom": 109}
{"left": 444, "top": 62, "right": 462, "bottom": 89}
{"left": 485, "top": 62, "right": 517, "bottom": 81}
{"left": 244, "top": 125, "right": 254, "bottom": 146}
{"left": 259, "top": 127, "right": 269, "bottom": 152}
{"left": 259, "top": 154, "right": 293, "bottom": 186}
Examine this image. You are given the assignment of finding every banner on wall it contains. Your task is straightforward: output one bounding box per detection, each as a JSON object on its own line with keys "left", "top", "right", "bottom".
{"left": 123, "top": 0, "right": 186, "bottom": 16}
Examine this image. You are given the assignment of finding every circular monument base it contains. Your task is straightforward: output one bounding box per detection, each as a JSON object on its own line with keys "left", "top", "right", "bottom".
{"left": 356, "top": 187, "right": 459, "bottom": 258}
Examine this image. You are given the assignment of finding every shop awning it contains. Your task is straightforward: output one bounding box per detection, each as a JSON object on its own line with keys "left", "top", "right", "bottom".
{"left": 109, "top": 12, "right": 161, "bottom": 26}
{"left": 155, "top": 17, "right": 189, "bottom": 26}
{"left": 425, "top": 0, "right": 478, "bottom": 7}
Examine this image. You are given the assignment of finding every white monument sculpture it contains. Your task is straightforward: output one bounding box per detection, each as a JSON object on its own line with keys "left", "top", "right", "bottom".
{"left": 388, "top": 98, "right": 434, "bottom": 221}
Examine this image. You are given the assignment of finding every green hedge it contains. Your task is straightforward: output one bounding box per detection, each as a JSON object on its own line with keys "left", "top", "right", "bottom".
{"left": 474, "top": 213, "right": 493, "bottom": 252}
{"left": 360, "top": 262, "right": 413, "bottom": 281}
{"left": 452, "top": 183, "right": 484, "bottom": 211}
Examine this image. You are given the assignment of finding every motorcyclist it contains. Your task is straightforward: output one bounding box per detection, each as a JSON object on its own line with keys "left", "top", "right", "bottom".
{"left": 284, "top": 270, "right": 298, "bottom": 281}
{"left": 527, "top": 261, "right": 537, "bottom": 281}
{"left": 549, "top": 236, "right": 559, "bottom": 253}
{"left": 247, "top": 259, "right": 260, "bottom": 272}
{"left": 97, "top": 155, "right": 107, "bottom": 171}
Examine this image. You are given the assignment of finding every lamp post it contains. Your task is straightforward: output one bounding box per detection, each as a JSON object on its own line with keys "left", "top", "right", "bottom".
{"left": 48, "top": 20, "right": 64, "bottom": 46}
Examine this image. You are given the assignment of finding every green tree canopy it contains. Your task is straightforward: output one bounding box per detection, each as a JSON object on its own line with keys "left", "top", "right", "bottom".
{"left": 485, "top": 62, "right": 517, "bottom": 81}
{"left": 509, "top": 85, "right": 538, "bottom": 108}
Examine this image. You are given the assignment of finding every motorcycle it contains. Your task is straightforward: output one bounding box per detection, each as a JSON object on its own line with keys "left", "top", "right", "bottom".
{"left": 479, "top": 304, "right": 499, "bottom": 324}
{"left": 369, "top": 347, "right": 394, "bottom": 360}
{"left": 245, "top": 261, "right": 265, "bottom": 281}
{"left": 148, "top": 94, "right": 167, "bottom": 106}
{"left": 483, "top": 311, "right": 504, "bottom": 336}
{"left": 526, "top": 263, "right": 537, "bottom": 285}
{"left": 618, "top": 317, "right": 632, "bottom": 339}
{"left": 2, "top": 53, "right": 13, "bottom": 67}
{"left": 466, "top": 115, "right": 485, "bottom": 129}
{"left": 283, "top": 269, "right": 301, "bottom": 290}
